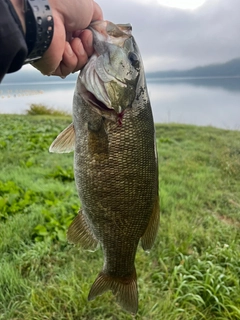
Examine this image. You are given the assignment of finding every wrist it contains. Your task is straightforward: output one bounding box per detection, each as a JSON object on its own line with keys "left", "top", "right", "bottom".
{"left": 23, "top": 0, "right": 54, "bottom": 63}
{"left": 9, "top": 0, "right": 54, "bottom": 63}
{"left": 10, "top": 0, "right": 26, "bottom": 34}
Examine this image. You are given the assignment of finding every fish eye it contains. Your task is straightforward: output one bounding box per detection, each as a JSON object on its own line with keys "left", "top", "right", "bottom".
{"left": 128, "top": 52, "right": 140, "bottom": 70}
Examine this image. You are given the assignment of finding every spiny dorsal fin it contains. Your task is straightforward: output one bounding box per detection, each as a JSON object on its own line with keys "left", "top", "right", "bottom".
{"left": 141, "top": 194, "right": 160, "bottom": 251}
{"left": 88, "top": 269, "right": 138, "bottom": 314}
{"left": 49, "top": 123, "right": 75, "bottom": 153}
{"left": 67, "top": 210, "right": 98, "bottom": 251}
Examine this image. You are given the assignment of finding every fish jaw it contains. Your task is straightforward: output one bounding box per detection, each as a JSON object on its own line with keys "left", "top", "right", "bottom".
{"left": 78, "top": 20, "right": 141, "bottom": 118}
{"left": 78, "top": 56, "right": 112, "bottom": 111}
{"left": 89, "top": 21, "right": 132, "bottom": 53}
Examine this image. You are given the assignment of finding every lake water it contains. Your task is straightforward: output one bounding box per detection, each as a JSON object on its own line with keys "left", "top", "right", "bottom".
{"left": 1, "top": 77, "right": 240, "bottom": 130}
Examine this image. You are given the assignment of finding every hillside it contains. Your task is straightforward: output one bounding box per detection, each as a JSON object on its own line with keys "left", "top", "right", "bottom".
{"left": 147, "top": 57, "right": 240, "bottom": 78}
{"left": 1, "top": 68, "right": 78, "bottom": 84}
{"left": 2, "top": 58, "right": 240, "bottom": 84}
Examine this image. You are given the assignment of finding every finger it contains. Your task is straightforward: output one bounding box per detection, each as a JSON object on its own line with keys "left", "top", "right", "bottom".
{"left": 50, "top": 64, "right": 63, "bottom": 77}
{"left": 51, "top": 42, "right": 77, "bottom": 77}
{"left": 71, "top": 37, "right": 89, "bottom": 72}
{"left": 92, "top": 2, "right": 103, "bottom": 21}
{"left": 79, "top": 29, "right": 94, "bottom": 57}
{"left": 53, "top": 37, "right": 89, "bottom": 77}
{"left": 57, "top": 42, "right": 78, "bottom": 77}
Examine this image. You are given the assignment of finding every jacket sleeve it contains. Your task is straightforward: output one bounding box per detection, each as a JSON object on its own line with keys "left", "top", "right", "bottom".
{"left": 0, "top": 0, "right": 28, "bottom": 82}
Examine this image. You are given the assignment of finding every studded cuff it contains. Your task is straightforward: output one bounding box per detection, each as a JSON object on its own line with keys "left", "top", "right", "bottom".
{"left": 24, "top": 0, "right": 54, "bottom": 64}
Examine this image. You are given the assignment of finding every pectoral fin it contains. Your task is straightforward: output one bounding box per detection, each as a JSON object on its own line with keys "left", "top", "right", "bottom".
{"left": 49, "top": 123, "right": 75, "bottom": 153}
{"left": 141, "top": 194, "right": 160, "bottom": 251}
{"left": 67, "top": 210, "right": 98, "bottom": 251}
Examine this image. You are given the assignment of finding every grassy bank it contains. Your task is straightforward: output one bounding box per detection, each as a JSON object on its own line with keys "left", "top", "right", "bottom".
{"left": 0, "top": 114, "right": 239, "bottom": 320}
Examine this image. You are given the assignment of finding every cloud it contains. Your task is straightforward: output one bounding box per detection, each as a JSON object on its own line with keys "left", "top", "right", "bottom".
{"left": 97, "top": 0, "right": 240, "bottom": 71}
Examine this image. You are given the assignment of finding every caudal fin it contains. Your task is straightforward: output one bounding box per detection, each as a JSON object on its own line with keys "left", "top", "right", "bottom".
{"left": 88, "top": 269, "right": 138, "bottom": 314}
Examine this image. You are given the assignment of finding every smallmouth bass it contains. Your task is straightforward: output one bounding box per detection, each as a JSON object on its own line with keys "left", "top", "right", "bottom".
{"left": 50, "top": 20, "right": 159, "bottom": 314}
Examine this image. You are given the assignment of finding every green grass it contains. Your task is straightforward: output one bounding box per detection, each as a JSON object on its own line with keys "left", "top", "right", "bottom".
{"left": 0, "top": 114, "right": 239, "bottom": 319}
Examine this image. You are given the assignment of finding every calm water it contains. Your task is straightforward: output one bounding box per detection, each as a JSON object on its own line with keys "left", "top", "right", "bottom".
{"left": 1, "top": 77, "right": 240, "bottom": 130}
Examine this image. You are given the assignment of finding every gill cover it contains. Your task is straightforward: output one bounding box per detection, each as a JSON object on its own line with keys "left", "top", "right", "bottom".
{"left": 79, "top": 21, "right": 142, "bottom": 114}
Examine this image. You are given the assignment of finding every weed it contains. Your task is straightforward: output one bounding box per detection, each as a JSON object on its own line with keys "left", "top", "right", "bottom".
{"left": 26, "top": 103, "right": 70, "bottom": 116}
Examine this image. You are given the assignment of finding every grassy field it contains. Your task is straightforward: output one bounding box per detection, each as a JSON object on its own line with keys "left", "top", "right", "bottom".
{"left": 0, "top": 114, "right": 239, "bottom": 320}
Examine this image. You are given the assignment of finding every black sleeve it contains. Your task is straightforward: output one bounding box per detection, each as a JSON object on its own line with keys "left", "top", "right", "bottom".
{"left": 0, "top": 0, "right": 28, "bottom": 82}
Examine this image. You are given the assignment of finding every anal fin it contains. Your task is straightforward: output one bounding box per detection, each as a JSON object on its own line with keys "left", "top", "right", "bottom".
{"left": 88, "top": 269, "right": 138, "bottom": 314}
{"left": 49, "top": 123, "right": 75, "bottom": 153}
{"left": 141, "top": 194, "right": 160, "bottom": 251}
{"left": 67, "top": 210, "right": 98, "bottom": 251}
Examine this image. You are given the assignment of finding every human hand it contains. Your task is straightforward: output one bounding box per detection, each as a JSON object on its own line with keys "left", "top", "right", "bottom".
{"left": 32, "top": 0, "right": 103, "bottom": 77}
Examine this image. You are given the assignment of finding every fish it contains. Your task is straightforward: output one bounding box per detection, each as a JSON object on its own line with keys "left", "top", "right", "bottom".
{"left": 49, "top": 20, "right": 159, "bottom": 314}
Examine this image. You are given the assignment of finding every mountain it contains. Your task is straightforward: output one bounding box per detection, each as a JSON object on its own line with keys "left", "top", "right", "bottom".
{"left": 1, "top": 58, "right": 240, "bottom": 84}
{"left": 1, "top": 68, "right": 78, "bottom": 84}
{"left": 146, "top": 58, "right": 240, "bottom": 79}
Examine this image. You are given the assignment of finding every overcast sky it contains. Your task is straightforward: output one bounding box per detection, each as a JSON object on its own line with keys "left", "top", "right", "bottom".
{"left": 96, "top": 0, "right": 240, "bottom": 72}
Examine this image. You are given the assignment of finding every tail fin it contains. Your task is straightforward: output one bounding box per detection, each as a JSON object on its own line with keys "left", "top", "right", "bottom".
{"left": 88, "top": 269, "right": 138, "bottom": 314}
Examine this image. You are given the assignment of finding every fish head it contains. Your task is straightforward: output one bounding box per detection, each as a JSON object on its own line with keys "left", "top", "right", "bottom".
{"left": 78, "top": 21, "right": 142, "bottom": 116}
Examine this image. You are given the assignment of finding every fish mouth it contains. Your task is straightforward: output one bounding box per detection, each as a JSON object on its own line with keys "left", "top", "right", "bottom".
{"left": 78, "top": 21, "right": 132, "bottom": 116}
{"left": 80, "top": 83, "right": 125, "bottom": 126}
{"left": 82, "top": 88, "right": 112, "bottom": 113}
{"left": 79, "top": 55, "right": 114, "bottom": 113}
{"left": 79, "top": 78, "right": 125, "bottom": 124}
{"left": 88, "top": 21, "right": 132, "bottom": 53}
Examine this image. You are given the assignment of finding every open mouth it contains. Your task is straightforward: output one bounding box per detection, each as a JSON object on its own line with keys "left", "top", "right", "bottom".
{"left": 78, "top": 55, "right": 126, "bottom": 122}
{"left": 84, "top": 90, "right": 112, "bottom": 112}
{"left": 79, "top": 57, "right": 115, "bottom": 114}
{"left": 80, "top": 82, "right": 125, "bottom": 127}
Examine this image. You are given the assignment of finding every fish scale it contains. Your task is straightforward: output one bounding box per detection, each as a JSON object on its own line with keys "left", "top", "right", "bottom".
{"left": 49, "top": 20, "right": 159, "bottom": 314}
